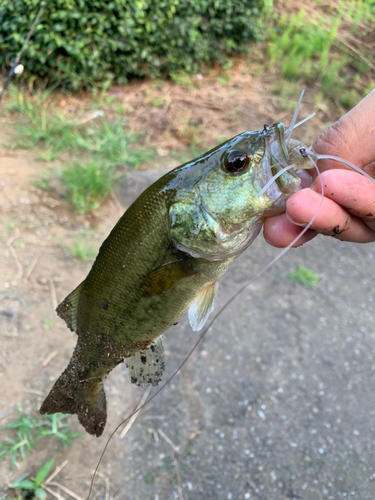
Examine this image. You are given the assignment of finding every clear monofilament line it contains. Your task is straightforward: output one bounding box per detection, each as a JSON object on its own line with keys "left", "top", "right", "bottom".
{"left": 316, "top": 154, "right": 375, "bottom": 185}
{"left": 256, "top": 163, "right": 298, "bottom": 198}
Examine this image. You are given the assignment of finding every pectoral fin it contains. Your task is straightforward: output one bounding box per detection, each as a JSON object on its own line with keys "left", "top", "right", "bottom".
{"left": 56, "top": 280, "right": 85, "bottom": 334}
{"left": 126, "top": 337, "right": 165, "bottom": 387}
{"left": 139, "top": 260, "right": 195, "bottom": 297}
{"left": 188, "top": 281, "right": 219, "bottom": 332}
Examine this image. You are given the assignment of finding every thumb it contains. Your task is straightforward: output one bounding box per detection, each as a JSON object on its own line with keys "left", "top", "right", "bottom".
{"left": 312, "top": 88, "right": 375, "bottom": 172}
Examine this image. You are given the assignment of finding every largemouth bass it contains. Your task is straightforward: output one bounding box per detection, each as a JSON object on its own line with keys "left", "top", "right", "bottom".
{"left": 40, "top": 121, "right": 312, "bottom": 436}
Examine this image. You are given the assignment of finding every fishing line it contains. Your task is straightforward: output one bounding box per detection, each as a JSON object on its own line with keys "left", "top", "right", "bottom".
{"left": 86, "top": 152, "right": 325, "bottom": 500}
{"left": 256, "top": 163, "right": 298, "bottom": 198}
{"left": 315, "top": 153, "right": 375, "bottom": 183}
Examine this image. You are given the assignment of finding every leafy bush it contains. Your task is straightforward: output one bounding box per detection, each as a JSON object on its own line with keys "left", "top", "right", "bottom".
{"left": 0, "top": 0, "right": 271, "bottom": 90}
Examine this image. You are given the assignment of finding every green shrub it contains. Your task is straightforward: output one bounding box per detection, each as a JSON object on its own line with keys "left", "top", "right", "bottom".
{"left": 0, "top": 0, "right": 271, "bottom": 90}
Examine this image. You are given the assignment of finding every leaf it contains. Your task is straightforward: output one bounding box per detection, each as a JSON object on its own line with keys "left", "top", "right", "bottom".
{"left": 11, "top": 479, "right": 35, "bottom": 490}
{"left": 35, "top": 457, "right": 55, "bottom": 486}
{"left": 287, "top": 265, "right": 321, "bottom": 289}
{"left": 35, "top": 487, "right": 47, "bottom": 500}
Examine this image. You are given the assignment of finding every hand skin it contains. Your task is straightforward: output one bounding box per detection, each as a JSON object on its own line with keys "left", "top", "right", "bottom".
{"left": 263, "top": 89, "right": 375, "bottom": 247}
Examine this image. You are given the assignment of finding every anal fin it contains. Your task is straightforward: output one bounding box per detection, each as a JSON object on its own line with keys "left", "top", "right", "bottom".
{"left": 188, "top": 281, "right": 219, "bottom": 332}
{"left": 126, "top": 337, "right": 165, "bottom": 387}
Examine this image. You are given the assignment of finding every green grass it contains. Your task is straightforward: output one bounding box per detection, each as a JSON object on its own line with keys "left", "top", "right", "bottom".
{"left": 0, "top": 409, "right": 38, "bottom": 469}
{"left": 0, "top": 407, "right": 82, "bottom": 469}
{"left": 66, "top": 235, "right": 97, "bottom": 260}
{"left": 12, "top": 92, "right": 148, "bottom": 168}
{"left": 4, "top": 87, "right": 154, "bottom": 213}
{"left": 43, "top": 316, "right": 53, "bottom": 331}
{"left": 340, "top": 89, "right": 360, "bottom": 109}
{"left": 11, "top": 457, "right": 55, "bottom": 500}
{"left": 61, "top": 160, "right": 117, "bottom": 213}
{"left": 143, "top": 443, "right": 194, "bottom": 485}
{"left": 170, "top": 72, "right": 197, "bottom": 90}
{"left": 287, "top": 265, "right": 321, "bottom": 289}
{"left": 36, "top": 414, "right": 83, "bottom": 448}
{"left": 268, "top": 3, "right": 373, "bottom": 106}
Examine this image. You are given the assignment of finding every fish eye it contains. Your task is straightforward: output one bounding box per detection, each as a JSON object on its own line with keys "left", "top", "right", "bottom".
{"left": 224, "top": 149, "right": 249, "bottom": 174}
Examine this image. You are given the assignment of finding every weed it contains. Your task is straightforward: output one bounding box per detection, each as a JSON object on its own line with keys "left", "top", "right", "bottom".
{"left": 6, "top": 220, "right": 17, "bottom": 233}
{"left": 146, "top": 91, "right": 168, "bottom": 107}
{"left": 170, "top": 72, "right": 197, "bottom": 90}
{"left": 287, "top": 265, "right": 321, "bottom": 289}
{"left": 144, "top": 470, "right": 158, "bottom": 484}
{"left": 0, "top": 407, "right": 81, "bottom": 468}
{"left": 91, "top": 79, "right": 115, "bottom": 108}
{"left": 4, "top": 87, "right": 154, "bottom": 214}
{"left": 252, "top": 66, "right": 262, "bottom": 77}
{"left": 31, "top": 172, "right": 51, "bottom": 191}
{"left": 37, "top": 414, "right": 83, "bottom": 448}
{"left": 340, "top": 89, "right": 359, "bottom": 109}
{"left": 217, "top": 75, "right": 230, "bottom": 86}
{"left": 0, "top": 408, "right": 38, "bottom": 468}
{"left": 74, "top": 118, "right": 148, "bottom": 168}
{"left": 15, "top": 108, "right": 72, "bottom": 158}
{"left": 15, "top": 238, "right": 25, "bottom": 248}
{"left": 175, "top": 112, "right": 206, "bottom": 151}
{"left": 66, "top": 235, "right": 97, "bottom": 261}
{"left": 60, "top": 160, "right": 117, "bottom": 213}
{"left": 268, "top": 6, "right": 373, "bottom": 100}
{"left": 363, "top": 81, "right": 375, "bottom": 98}
{"left": 143, "top": 456, "right": 176, "bottom": 485}
{"left": 143, "top": 444, "right": 193, "bottom": 485}
{"left": 8, "top": 89, "right": 151, "bottom": 194}
{"left": 43, "top": 317, "right": 53, "bottom": 330}
{"left": 11, "top": 457, "right": 55, "bottom": 500}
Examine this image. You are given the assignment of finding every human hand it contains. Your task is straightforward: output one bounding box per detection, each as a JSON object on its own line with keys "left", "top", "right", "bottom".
{"left": 263, "top": 89, "right": 375, "bottom": 247}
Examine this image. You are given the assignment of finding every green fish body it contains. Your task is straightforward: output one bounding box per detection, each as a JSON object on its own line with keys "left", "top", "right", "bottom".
{"left": 40, "top": 124, "right": 312, "bottom": 436}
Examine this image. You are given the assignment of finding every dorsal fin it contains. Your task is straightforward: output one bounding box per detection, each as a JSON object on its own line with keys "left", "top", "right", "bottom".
{"left": 126, "top": 337, "right": 165, "bottom": 387}
{"left": 188, "top": 281, "right": 219, "bottom": 332}
{"left": 55, "top": 280, "right": 85, "bottom": 334}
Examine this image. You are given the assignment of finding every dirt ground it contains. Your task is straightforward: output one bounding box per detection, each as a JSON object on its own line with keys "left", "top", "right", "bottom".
{"left": 1, "top": 67, "right": 375, "bottom": 500}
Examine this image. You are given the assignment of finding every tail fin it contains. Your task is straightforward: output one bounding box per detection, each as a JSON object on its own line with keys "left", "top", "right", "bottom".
{"left": 40, "top": 369, "right": 107, "bottom": 437}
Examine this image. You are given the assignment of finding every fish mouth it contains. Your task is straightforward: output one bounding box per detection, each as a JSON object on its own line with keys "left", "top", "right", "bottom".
{"left": 261, "top": 122, "right": 305, "bottom": 196}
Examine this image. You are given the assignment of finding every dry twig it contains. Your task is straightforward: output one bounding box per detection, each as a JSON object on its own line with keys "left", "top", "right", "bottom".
{"left": 8, "top": 244, "right": 23, "bottom": 278}
{"left": 43, "top": 485, "right": 66, "bottom": 500}
{"left": 48, "top": 482, "right": 85, "bottom": 500}
{"left": 44, "top": 460, "right": 69, "bottom": 486}
{"left": 173, "top": 455, "right": 185, "bottom": 500}
{"left": 157, "top": 429, "right": 180, "bottom": 454}
{"left": 49, "top": 278, "right": 58, "bottom": 311}
{"left": 42, "top": 350, "right": 58, "bottom": 367}
{"left": 24, "top": 252, "right": 42, "bottom": 281}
